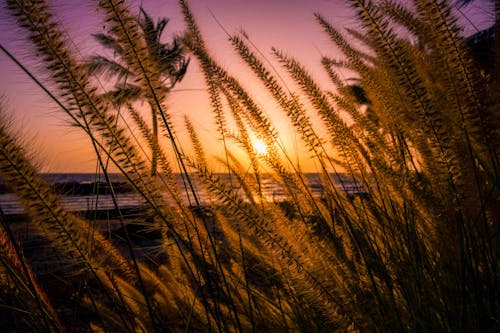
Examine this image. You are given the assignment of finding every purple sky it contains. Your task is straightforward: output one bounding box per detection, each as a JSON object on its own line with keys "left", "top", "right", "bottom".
{"left": 0, "top": 0, "right": 494, "bottom": 172}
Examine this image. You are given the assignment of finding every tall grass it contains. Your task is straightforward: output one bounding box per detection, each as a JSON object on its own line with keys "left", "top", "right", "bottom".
{"left": 0, "top": 0, "right": 498, "bottom": 331}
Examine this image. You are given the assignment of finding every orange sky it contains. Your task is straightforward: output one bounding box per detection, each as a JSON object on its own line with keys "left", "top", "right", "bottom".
{"left": 0, "top": 0, "right": 494, "bottom": 173}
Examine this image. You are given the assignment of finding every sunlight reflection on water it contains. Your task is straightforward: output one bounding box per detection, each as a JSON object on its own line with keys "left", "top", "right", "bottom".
{"left": 0, "top": 173, "right": 364, "bottom": 215}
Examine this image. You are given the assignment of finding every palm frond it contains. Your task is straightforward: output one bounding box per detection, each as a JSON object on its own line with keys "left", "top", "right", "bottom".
{"left": 85, "top": 55, "right": 132, "bottom": 81}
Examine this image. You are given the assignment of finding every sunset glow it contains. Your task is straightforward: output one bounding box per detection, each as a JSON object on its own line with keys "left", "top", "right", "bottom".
{"left": 253, "top": 138, "right": 267, "bottom": 155}
{"left": 0, "top": 0, "right": 493, "bottom": 172}
{"left": 0, "top": 0, "right": 496, "bottom": 331}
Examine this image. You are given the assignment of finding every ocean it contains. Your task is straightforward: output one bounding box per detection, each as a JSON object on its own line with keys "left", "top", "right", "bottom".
{"left": 0, "top": 173, "right": 364, "bottom": 215}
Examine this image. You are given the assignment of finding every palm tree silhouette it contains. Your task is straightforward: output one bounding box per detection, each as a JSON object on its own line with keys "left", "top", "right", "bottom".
{"left": 87, "top": 8, "right": 189, "bottom": 176}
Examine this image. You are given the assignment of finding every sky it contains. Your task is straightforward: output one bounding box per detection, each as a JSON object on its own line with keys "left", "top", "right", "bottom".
{"left": 0, "top": 0, "right": 495, "bottom": 173}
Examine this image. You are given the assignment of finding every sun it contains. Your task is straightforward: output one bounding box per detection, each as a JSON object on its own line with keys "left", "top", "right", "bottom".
{"left": 253, "top": 139, "right": 268, "bottom": 155}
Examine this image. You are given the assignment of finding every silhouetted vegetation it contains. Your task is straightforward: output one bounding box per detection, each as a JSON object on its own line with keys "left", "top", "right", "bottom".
{"left": 0, "top": 0, "right": 498, "bottom": 331}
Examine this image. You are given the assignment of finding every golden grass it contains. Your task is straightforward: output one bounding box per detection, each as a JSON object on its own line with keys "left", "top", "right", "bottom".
{"left": 0, "top": 0, "right": 498, "bottom": 331}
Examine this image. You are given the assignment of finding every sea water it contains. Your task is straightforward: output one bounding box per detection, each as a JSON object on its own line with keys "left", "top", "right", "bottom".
{"left": 0, "top": 173, "right": 364, "bottom": 215}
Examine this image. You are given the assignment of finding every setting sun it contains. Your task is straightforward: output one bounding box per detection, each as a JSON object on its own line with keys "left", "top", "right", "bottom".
{"left": 0, "top": 0, "right": 495, "bottom": 331}
{"left": 253, "top": 139, "right": 267, "bottom": 155}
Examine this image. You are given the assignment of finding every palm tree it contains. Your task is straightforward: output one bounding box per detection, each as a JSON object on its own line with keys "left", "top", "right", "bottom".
{"left": 87, "top": 7, "right": 189, "bottom": 176}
